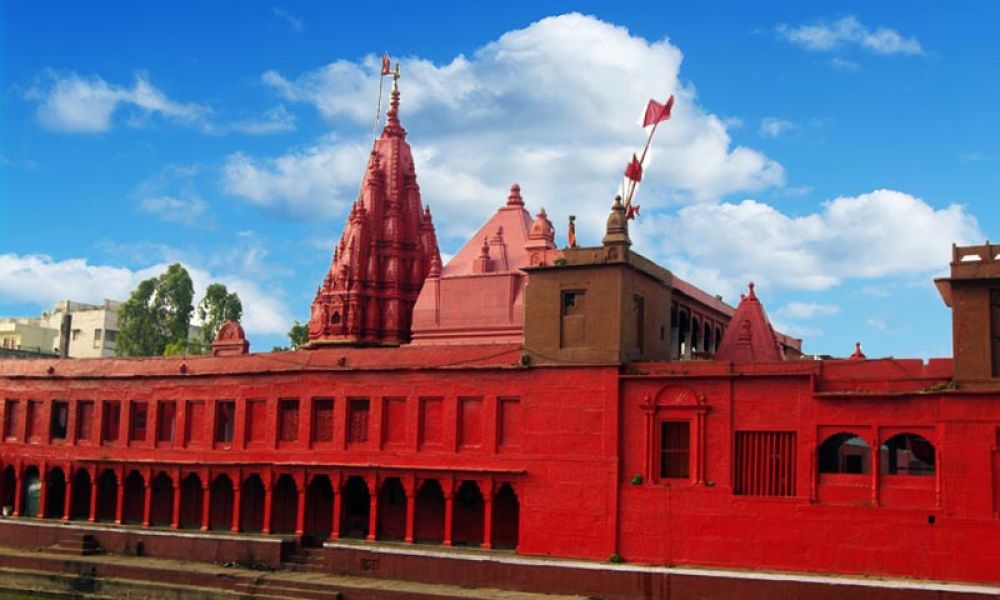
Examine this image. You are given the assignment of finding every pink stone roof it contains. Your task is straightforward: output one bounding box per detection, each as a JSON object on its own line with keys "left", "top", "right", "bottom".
{"left": 714, "top": 282, "right": 785, "bottom": 363}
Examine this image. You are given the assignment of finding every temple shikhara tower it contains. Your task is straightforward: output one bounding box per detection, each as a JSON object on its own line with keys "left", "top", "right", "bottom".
{"left": 2, "top": 60, "right": 1000, "bottom": 600}
{"left": 308, "top": 69, "right": 441, "bottom": 346}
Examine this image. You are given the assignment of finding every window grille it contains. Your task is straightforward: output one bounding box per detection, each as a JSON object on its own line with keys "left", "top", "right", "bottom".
{"left": 734, "top": 431, "right": 796, "bottom": 496}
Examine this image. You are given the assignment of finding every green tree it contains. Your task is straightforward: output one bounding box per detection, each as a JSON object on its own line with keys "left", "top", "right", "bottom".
{"left": 115, "top": 263, "right": 195, "bottom": 357}
{"left": 115, "top": 278, "right": 162, "bottom": 356}
{"left": 288, "top": 320, "right": 309, "bottom": 350}
{"left": 197, "top": 283, "right": 243, "bottom": 348}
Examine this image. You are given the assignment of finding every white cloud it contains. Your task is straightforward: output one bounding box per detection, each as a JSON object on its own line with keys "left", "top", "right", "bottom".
{"left": 637, "top": 189, "right": 981, "bottom": 299}
{"left": 828, "top": 57, "right": 860, "bottom": 72}
{"left": 228, "top": 105, "right": 296, "bottom": 135}
{"left": 272, "top": 7, "right": 303, "bottom": 33}
{"left": 221, "top": 140, "right": 370, "bottom": 217}
{"left": 776, "top": 302, "right": 840, "bottom": 320}
{"left": 236, "top": 13, "right": 784, "bottom": 240}
{"left": 0, "top": 254, "right": 292, "bottom": 336}
{"left": 777, "top": 16, "right": 923, "bottom": 56}
{"left": 759, "top": 117, "right": 797, "bottom": 138}
{"left": 139, "top": 195, "right": 210, "bottom": 227}
{"left": 29, "top": 72, "right": 209, "bottom": 133}
{"left": 867, "top": 317, "right": 889, "bottom": 331}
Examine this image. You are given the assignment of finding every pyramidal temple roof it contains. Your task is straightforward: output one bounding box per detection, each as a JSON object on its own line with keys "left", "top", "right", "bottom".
{"left": 714, "top": 282, "right": 785, "bottom": 363}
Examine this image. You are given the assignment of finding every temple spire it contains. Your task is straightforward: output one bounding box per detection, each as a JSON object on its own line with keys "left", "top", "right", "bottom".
{"left": 714, "top": 282, "right": 785, "bottom": 363}
{"left": 307, "top": 59, "right": 437, "bottom": 347}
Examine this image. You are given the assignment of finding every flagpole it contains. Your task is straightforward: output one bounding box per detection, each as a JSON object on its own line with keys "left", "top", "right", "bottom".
{"left": 372, "top": 70, "right": 386, "bottom": 141}
{"left": 626, "top": 120, "right": 661, "bottom": 207}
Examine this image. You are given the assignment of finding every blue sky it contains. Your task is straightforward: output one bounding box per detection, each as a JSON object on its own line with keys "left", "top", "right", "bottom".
{"left": 1, "top": 1, "right": 997, "bottom": 357}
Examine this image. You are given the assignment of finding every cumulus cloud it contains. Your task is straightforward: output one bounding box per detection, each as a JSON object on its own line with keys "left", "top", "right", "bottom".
{"left": 776, "top": 302, "right": 840, "bottom": 320}
{"left": 0, "top": 254, "right": 293, "bottom": 336}
{"left": 228, "top": 105, "right": 296, "bottom": 135}
{"left": 232, "top": 13, "right": 784, "bottom": 239}
{"left": 139, "top": 195, "right": 210, "bottom": 227}
{"left": 759, "top": 117, "right": 797, "bottom": 138}
{"left": 28, "top": 72, "right": 210, "bottom": 133}
{"left": 777, "top": 16, "right": 923, "bottom": 56}
{"left": 637, "top": 189, "right": 981, "bottom": 300}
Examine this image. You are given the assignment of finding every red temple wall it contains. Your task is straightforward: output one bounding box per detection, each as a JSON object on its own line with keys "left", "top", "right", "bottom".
{"left": 617, "top": 360, "right": 1000, "bottom": 584}
{"left": 0, "top": 361, "right": 620, "bottom": 560}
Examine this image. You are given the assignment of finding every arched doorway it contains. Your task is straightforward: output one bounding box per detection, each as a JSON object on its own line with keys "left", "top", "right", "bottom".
{"left": 209, "top": 474, "right": 234, "bottom": 531}
{"left": 271, "top": 474, "right": 298, "bottom": 534}
{"left": 492, "top": 483, "right": 520, "bottom": 549}
{"left": 121, "top": 471, "right": 145, "bottom": 524}
{"left": 453, "top": 481, "right": 484, "bottom": 546}
{"left": 377, "top": 477, "right": 406, "bottom": 541}
{"left": 0, "top": 465, "right": 15, "bottom": 514}
{"left": 179, "top": 474, "right": 203, "bottom": 529}
{"left": 305, "top": 475, "right": 333, "bottom": 540}
{"left": 44, "top": 467, "right": 66, "bottom": 519}
{"left": 340, "top": 476, "right": 370, "bottom": 539}
{"left": 414, "top": 479, "right": 445, "bottom": 543}
{"left": 21, "top": 466, "right": 41, "bottom": 518}
{"left": 149, "top": 472, "right": 173, "bottom": 527}
{"left": 240, "top": 474, "right": 265, "bottom": 533}
{"left": 70, "top": 469, "right": 91, "bottom": 520}
{"left": 95, "top": 470, "right": 117, "bottom": 522}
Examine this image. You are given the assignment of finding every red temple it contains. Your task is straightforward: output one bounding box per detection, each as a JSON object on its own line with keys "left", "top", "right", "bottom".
{"left": 1, "top": 69, "right": 999, "bottom": 599}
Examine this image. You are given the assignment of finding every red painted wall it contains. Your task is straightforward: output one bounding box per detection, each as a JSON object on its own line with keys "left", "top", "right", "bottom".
{"left": 2, "top": 348, "right": 1000, "bottom": 584}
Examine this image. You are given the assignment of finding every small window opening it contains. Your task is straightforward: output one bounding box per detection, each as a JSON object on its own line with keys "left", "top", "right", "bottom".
{"left": 818, "top": 432, "right": 870, "bottom": 474}
{"left": 50, "top": 401, "right": 69, "bottom": 439}
{"left": 660, "top": 421, "right": 690, "bottom": 479}
{"left": 881, "top": 433, "right": 935, "bottom": 476}
{"left": 215, "top": 400, "right": 235, "bottom": 443}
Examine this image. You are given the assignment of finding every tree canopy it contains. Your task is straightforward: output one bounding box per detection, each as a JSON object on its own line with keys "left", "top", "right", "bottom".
{"left": 197, "top": 283, "right": 243, "bottom": 348}
{"left": 115, "top": 263, "right": 202, "bottom": 357}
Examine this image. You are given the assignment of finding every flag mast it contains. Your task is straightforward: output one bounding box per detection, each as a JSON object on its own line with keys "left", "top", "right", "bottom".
{"left": 372, "top": 52, "right": 392, "bottom": 140}
{"left": 622, "top": 94, "right": 674, "bottom": 219}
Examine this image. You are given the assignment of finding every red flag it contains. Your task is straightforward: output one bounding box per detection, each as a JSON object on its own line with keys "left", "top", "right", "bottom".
{"left": 626, "top": 205, "right": 640, "bottom": 221}
{"left": 643, "top": 94, "right": 674, "bottom": 127}
{"left": 624, "top": 153, "right": 643, "bottom": 182}
{"left": 381, "top": 53, "right": 391, "bottom": 76}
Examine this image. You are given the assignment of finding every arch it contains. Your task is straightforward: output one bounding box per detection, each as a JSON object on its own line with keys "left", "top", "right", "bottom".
{"left": 377, "top": 477, "right": 406, "bottom": 541}
{"left": 1, "top": 465, "right": 17, "bottom": 515}
{"left": 305, "top": 475, "right": 333, "bottom": 540}
{"left": 818, "top": 432, "right": 871, "bottom": 475}
{"left": 149, "top": 472, "right": 173, "bottom": 527}
{"left": 122, "top": 470, "right": 145, "bottom": 524}
{"left": 452, "top": 480, "right": 484, "bottom": 546}
{"left": 209, "top": 474, "right": 234, "bottom": 530}
{"left": 179, "top": 473, "right": 203, "bottom": 529}
{"left": 240, "top": 474, "right": 265, "bottom": 533}
{"left": 691, "top": 317, "right": 701, "bottom": 353}
{"left": 414, "top": 479, "right": 445, "bottom": 543}
{"left": 492, "top": 482, "right": 519, "bottom": 549}
{"left": 70, "top": 469, "right": 91, "bottom": 520}
{"left": 44, "top": 467, "right": 66, "bottom": 519}
{"left": 881, "top": 433, "right": 935, "bottom": 476}
{"left": 340, "top": 476, "right": 370, "bottom": 539}
{"left": 95, "top": 470, "right": 117, "bottom": 522}
{"left": 703, "top": 321, "right": 713, "bottom": 354}
{"left": 678, "top": 310, "right": 691, "bottom": 358}
{"left": 21, "top": 466, "right": 41, "bottom": 518}
{"left": 270, "top": 474, "right": 298, "bottom": 535}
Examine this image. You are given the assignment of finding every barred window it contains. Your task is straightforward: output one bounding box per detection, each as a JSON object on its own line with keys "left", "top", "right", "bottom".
{"left": 734, "top": 431, "right": 796, "bottom": 496}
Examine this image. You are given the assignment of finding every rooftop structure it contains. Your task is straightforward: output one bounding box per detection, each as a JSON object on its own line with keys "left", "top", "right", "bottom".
{"left": 0, "top": 67, "right": 998, "bottom": 599}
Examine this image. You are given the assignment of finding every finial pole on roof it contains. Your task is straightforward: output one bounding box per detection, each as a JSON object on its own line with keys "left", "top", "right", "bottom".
{"left": 372, "top": 52, "right": 392, "bottom": 141}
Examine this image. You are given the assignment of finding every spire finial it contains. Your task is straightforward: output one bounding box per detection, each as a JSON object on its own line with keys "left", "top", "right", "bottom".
{"left": 850, "top": 341, "right": 867, "bottom": 360}
{"left": 746, "top": 282, "right": 757, "bottom": 300}
{"left": 507, "top": 183, "right": 524, "bottom": 206}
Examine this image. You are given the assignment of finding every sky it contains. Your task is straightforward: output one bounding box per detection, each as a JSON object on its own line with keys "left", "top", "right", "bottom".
{"left": 1, "top": 1, "right": 998, "bottom": 357}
